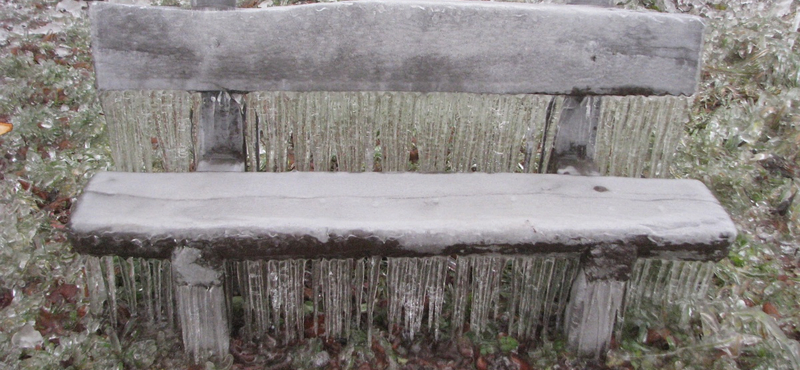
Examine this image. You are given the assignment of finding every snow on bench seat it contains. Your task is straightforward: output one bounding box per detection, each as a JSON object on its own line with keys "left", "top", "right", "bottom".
{"left": 68, "top": 171, "right": 735, "bottom": 261}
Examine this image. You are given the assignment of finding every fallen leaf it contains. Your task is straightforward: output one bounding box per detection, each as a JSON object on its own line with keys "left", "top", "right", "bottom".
{"left": 72, "top": 61, "right": 92, "bottom": 70}
{"left": 230, "top": 339, "right": 256, "bottom": 364}
{"left": 457, "top": 336, "right": 475, "bottom": 359}
{"left": 763, "top": 302, "right": 781, "bottom": 318}
{"left": 645, "top": 327, "right": 674, "bottom": 350}
{"left": 239, "top": 0, "right": 261, "bottom": 8}
{"left": 509, "top": 353, "right": 532, "bottom": 370}
{"left": 759, "top": 154, "right": 799, "bottom": 178}
{"left": 0, "top": 287, "right": 12, "bottom": 309}
{"left": 35, "top": 308, "right": 66, "bottom": 337}
{"left": 0, "top": 122, "right": 11, "bottom": 136}
{"left": 304, "top": 314, "right": 325, "bottom": 338}
{"left": 46, "top": 283, "right": 79, "bottom": 305}
{"left": 371, "top": 338, "right": 388, "bottom": 369}
{"left": 42, "top": 33, "right": 57, "bottom": 42}
{"left": 476, "top": 356, "right": 488, "bottom": 370}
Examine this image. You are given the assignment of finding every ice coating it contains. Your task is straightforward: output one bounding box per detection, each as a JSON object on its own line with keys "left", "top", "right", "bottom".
{"left": 68, "top": 171, "right": 736, "bottom": 260}
{"left": 90, "top": 1, "right": 704, "bottom": 95}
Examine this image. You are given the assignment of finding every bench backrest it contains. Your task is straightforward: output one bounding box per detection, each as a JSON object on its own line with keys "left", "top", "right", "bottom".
{"left": 91, "top": 1, "right": 703, "bottom": 95}
{"left": 91, "top": 0, "right": 704, "bottom": 176}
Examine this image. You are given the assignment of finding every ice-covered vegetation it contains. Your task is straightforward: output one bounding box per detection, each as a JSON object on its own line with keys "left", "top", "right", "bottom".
{"left": 0, "top": 0, "right": 799, "bottom": 369}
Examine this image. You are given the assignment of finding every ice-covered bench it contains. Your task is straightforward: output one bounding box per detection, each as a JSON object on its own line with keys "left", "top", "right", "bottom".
{"left": 69, "top": 0, "right": 735, "bottom": 363}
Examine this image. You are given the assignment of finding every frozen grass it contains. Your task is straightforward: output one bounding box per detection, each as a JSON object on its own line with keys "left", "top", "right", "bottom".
{"left": 0, "top": 0, "right": 799, "bottom": 369}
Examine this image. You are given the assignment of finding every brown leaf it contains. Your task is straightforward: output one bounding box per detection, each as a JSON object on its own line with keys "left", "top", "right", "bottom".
{"left": 645, "top": 328, "right": 673, "bottom": 350}
{"left": 77, "top": 305, "right": 88, "bottom": 318}
{"left": 72, "top": 61, "right": 92, "bottom": 70}
{"left": 0, "top": 122, "right": 12, "bottom": 136}
{"left": 30, "top": 185, "right": 50, "bottom": 202}
{"left": 409, "top": 147, "right": 419, "bottom": 164}
{"left": 509, "top": 354, "right": 532, "bottom": 370}
{"left": 759, "top": 154, "right": 799, "bottom": 179}
{"left": 0, "top": 287, "right": 12, "bottom": 309}
{"left": 35, "top": 308, "right": 67, "bottom": 337}
{"left": 475, "top": 356, "right": 488, "bottom": 370}
{"left": 46, "top": 283, "right": 79, "bottom": 305}
{"left": 57, "top": 139, "right": 71, "bottom": 150}
{"left": 304, "top": 314, "right": 325, "bottom": 338}
{"left": 239, "top": 0, "right": 261, "bottom": 8}
{"left": 371, "top": 338, "right": 388, "bottom": 369}
{"left": 763, "top": 302, "right": 781, "bottom": 318}
{"left": 41, "top": 33, "right": 58, "bottom": 42}
{"left": 457, "top": 336, "right": 474, "bottom": 359}
{"left": 18, "top": 180, "right": 31, "bottom": 191}
{"left": 230, "top": 339, "right": 256, "bottom": 364}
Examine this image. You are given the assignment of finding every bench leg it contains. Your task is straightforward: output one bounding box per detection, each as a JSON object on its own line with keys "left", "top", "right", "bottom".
{"left": 172, "top": 247, "right": 229, "bottom": 364}
{"left": 565, "top": 244, "right": 636, "bottom": 358}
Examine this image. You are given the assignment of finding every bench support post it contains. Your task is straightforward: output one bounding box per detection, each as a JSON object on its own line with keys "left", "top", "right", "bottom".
{"left": 549, "top": 96, "right": 602, "bottom": 175}
{"left": 172, "top": 247, "right": 229, "bottom": 364}
{"left": 565, "top": 244, "right": 636, "bottom": 357}
{"left": 173, "top": 0, "right": 240, "bottom": 364}
{"left": 196, "top": 91, "right": 246, "bottom": 172}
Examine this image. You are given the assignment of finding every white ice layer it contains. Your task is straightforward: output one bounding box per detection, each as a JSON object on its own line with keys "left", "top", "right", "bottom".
{"left": 71, "top": 171, "right": 736, "bottom": 257}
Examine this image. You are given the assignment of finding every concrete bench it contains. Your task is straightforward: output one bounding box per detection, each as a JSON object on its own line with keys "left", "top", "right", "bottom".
{"left": 69, "top": 0, "right": 735, "bottom": 363}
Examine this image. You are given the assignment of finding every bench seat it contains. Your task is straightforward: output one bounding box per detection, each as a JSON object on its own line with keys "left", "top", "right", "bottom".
{"left": 69, "top": 171, "right": 735, "bottom": 261}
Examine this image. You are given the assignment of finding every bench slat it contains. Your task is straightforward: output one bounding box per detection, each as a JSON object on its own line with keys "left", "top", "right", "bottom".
{"left": 90, "top": 1, "right": 704, "bottom": 95}
{"left": 68, "top": 172, "right": 735, "bottom": 260}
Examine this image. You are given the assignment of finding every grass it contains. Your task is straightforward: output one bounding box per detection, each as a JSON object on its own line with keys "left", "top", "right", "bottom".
{"left": 0, "top": 0, "right": 799, "bottom": 369}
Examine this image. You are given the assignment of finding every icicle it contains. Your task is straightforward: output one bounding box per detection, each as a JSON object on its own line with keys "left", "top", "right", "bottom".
{"left": 385, "top": 257, "right": 448, "bottom": 340}
{"left": 153, "top": 260, "right": 163, "bottom": 324}
{"left": 119, "top": 257, "right": 138, "bottom": 317}
{"left": 353, "top": 259, "right": 366, "bottom": 330}
{"left": 177, "top": 285, "right": 228, "bottom": 364}
{"left": 286, "top": 260, "right": 305, "bottom": 343}
{"left": 425, "top": 258, "right": 447, "bottom": 340}
{"left": 365, "top": 257, "right": 381, "bottom": 343}
{"left": 223, "top": 261, "right": 237, "bottom": 336}
{"left": 163, "top": 260, "right": 176, "bottom": 330}
{"left": 550, "top": 257, "right": 579, "bottom": 336}
{"left": 314, "top": 259, "right": 354, "bottom": 339}
{"left": 469, "top": 256, "right": 505, "bottom": 335}
{"left": 248, "top": 92, "right": 554, "bottom": 174}
{"left": 311, "top": 259, "right": 321, "bottom": 338}
{"left": 622, "top": 259, "right": 717, "bottom": 333}
{"left": 141, "top": 259, "right": 154, "bottom": 323}
{"left": 500, "top": 256, "right": 580, "bottom": 341}
{"left": 99, "top": 91, "right": 197, "bottom": 173}
{"left": 238, "top": 260, "right": 270, "bottom": 341}
{"left": 451, "top": 256, "right": 471, "bottom": 337}
{"left": 102, "top": 257, "right": 118, "bottom": 326}
{"left": 85, "top": 256, "right": 107, "bottom": 317}
{"left": 239, "top": 259, "right": 307, "bottom": 344}
{"left": 594, "top": 96, "right": 690, "bottom": 178}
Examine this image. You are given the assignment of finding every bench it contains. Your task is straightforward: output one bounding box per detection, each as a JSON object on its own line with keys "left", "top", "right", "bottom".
{"left": 69, "top": 0, "right": 736, "bottom": 363}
